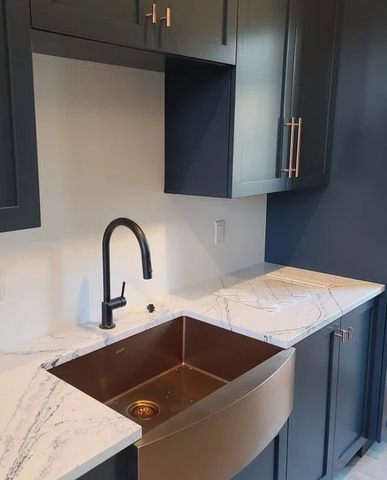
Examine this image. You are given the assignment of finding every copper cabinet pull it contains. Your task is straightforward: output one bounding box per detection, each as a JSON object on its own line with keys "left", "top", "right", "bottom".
{"left": 282, "top": 117, "right": 302, "bottom": 179}
{"left": 146, "top": 3, "right": 157, "bottom": 24}
{"left": 282, "top": 117, "right": 297, "bottom": 178}
{"left": 160, "top": 7, "right": 172, "bottom": 27}
{"left": 335, "top": 328, "right": 354, "bottom": 343}
{"left": 335, "top": 330, "right": 348, "bottom": 344}
{"left": 295, "top": 117, "right": 302, "bottom": 178}
{"left": 348, "top": 327, "right": 354, "bottom": 341}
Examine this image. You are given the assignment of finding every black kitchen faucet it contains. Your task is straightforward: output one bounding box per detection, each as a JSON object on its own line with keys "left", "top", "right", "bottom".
{"left": 100, "top": 218, "right": 152, "bottom": 330}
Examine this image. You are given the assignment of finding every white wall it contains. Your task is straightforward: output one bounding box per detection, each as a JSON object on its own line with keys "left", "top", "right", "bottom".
{"left": 0, "top": 54, "right": 266, "bottom": 350}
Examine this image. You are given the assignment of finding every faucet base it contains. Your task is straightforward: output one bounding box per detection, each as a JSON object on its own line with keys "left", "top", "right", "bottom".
{"left": 99, "top": 322, "right": 116, "bottom": 330}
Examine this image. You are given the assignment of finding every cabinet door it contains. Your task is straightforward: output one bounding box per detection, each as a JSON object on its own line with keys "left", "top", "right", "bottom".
{"left": 156, "top": 0, "right": 237, "bottom": 64}
{"left": 231, "top": 0, "right": 293, "bottom": 197}
{"left": 232, "top": 426, "right": 287, "bottom": 480}
{"left": 287, "top": 321, "right": 340, "bottom": 480}
{"left": 287, "top": 0, "right": 341, "bottom": 190}
{"left": 79, "top": 449, "right": 128, "bottom": 480}
{"left": 0, "top": 0, "right": 40, "bottom": 232}
{"left": 332, "top": 303, "right": 374, "bottom": 476}
{"left": 31, "top": 0, "right": 154, "bottom": 51}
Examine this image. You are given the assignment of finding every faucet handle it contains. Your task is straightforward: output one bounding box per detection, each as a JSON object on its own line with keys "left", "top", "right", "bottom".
{"left": 120, "top": 281, "right": 126, "bottom": 299}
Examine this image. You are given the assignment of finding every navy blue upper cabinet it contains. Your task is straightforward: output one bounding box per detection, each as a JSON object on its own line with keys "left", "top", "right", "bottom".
{"left": 231, "top": 0, "right": 291, "bottom": 197}
{"left": 165, "top": 0, "right": 293, "bottom": 198}
{"left": 164, "top": 0, "right": 342, "bottom": 198}
{"left": 0, "top": 0, "right": 40, "bottom": 233}
{"left": 30, "top": 0, "right": 237, "bottom": 64}
{"left": 31, "top": 0, "right": 155, "bottom": 50}
{"left": 286, "top": 0, "right": 341, "bottom": 190}
{"left": 156, "top": 0, "right": 237, "bottom": 64}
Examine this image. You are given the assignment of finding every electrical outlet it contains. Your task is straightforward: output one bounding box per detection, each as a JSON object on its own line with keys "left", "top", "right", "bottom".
{"left": 215, "top": 220, "right": 226, "bottom": 245}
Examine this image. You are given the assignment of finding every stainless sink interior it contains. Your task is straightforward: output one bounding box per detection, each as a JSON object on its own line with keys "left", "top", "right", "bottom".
{"left": 49, "top": 317, "right": 295, "bottom": 480}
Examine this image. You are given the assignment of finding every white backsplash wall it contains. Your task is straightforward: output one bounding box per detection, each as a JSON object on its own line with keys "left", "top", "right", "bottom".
{"left": 0, "top": 54, "right": 266, "bottom": 350}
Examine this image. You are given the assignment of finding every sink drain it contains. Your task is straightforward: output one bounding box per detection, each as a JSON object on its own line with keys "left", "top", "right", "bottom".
{"left": 127, "top": 400, "right": 160, "bottom": 420}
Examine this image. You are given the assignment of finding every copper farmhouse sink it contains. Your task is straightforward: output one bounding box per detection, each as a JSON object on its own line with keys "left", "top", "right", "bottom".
{"left": 50, "top": 317, "right": 295, "bottom": 480}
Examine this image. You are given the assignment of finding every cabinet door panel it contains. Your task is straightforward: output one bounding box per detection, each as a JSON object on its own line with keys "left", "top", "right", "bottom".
{"left": 231, "top": 0, "right": 291, "bottom": 197}
{"left": 0, "top": 0, "right": 40, "bottom": 232}
{"left": 157, "top": 0, "right": 237, "bottom": 64}
{"left": 333, "top": 304, "right": 373, "bottom": 475}
{"left": 287, "top": 321, "right": 340, "bottom": 480}
{"left": 31, "top": 0, "right": 152, "bottom": 50}
{"left": 288, "top": 0, "right": 341, "bottom": 189}
{"left": 232, "top": 426, "right": 287, "bottom": 480}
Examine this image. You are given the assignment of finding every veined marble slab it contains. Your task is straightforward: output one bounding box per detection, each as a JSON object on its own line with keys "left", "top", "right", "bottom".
{"left": 214, "top": 275, "right": 328, "bottom": 312}
{"left": 0, "top": 263, "right": 384, "bottom": 480}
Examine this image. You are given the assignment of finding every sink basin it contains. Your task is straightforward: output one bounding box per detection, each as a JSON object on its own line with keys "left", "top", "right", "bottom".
{"left": 50, "top": 316, "right": 295, "bottom": 480}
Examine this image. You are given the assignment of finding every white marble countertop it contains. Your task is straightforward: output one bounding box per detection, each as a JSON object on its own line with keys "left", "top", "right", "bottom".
{"left": 0, "top": 263, "right": 384, "bottom": 480}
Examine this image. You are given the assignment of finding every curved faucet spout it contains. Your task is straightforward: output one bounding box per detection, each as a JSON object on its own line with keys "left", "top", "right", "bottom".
{"left": 100, "top": 217, "right": 153, "bottom": 330}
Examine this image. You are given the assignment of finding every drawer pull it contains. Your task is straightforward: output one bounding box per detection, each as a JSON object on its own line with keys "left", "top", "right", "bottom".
{"left": 335, "top": 329, "right": 353, "bottom": 343}
{"left": 335, "top": 330, "right": 348, "bottom": 343}
{"left": 160, "top": 7, "right": 172, "bottom": 27}
{"left": 146, "top": 3, "right": 157, "bottom": 24}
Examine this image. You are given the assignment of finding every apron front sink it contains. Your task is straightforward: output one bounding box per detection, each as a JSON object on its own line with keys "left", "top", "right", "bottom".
{"left": 50, "top": 316, "right": 295, "bottom": 480}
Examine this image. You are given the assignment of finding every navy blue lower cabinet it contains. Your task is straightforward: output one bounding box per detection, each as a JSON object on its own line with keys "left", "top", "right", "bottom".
{"left": 331, "top": 301, "right": 375, "bottom": 476}
{"left": 287, "top": 320, "right": 340, "bottom": 480}
{"left": 232, "top": 425, "right": 288, "bottom": 480}
{"left": 288, "top": 300, "right": 377, "bottom": 480}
